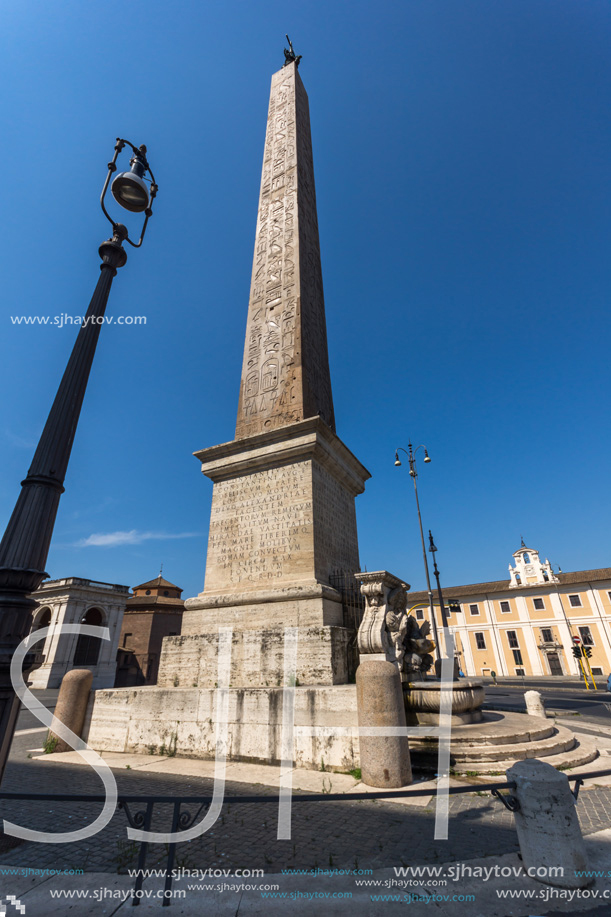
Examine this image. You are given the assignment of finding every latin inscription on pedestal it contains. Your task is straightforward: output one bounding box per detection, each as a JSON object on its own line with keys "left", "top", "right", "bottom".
{"left": 204, "top": 462, "right": 315, "bottom": 594}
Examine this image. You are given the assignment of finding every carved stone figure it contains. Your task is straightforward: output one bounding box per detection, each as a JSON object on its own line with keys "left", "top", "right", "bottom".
{"left": 402, "top": 615, "right": 435, "bottom": 680}
{"left": 283, "top": 35, "right": 302, "bottom": 68}
{"left": 385, "top": 585, "right": 408, "bottom": 668}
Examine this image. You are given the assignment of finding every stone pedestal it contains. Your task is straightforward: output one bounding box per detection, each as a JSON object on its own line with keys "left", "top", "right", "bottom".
{"left": 507, "top": 758, "right": 592, "bottom": 888}
{"left": 356, "top": 660, "right": 412, "bottom": 788}
{"left": 174, "top": 417, "right": 369, "bottom": 686}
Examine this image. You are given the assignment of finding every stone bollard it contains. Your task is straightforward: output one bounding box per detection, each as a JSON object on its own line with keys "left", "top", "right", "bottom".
{"left": 356, "top": 659, "right": 412, "bottom": 787}
{"left": 524, "top": 689, "right": 546, "bottom": 718}
{"left": 506, "top": 758, "right": 592, "bottom": 888}
{"left": 48, "top": 669, "right": 93, "bottom": 753}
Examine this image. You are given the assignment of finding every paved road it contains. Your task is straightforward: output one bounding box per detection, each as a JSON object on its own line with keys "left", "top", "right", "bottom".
{"left": 484, "top": 682, "right": 611, "bottom": 730}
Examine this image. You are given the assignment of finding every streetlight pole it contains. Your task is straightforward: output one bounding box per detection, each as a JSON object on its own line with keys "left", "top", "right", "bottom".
{"left": 394, "top": 443, "right": 439, "bottom": 659}
{"left": 0, "top": 138, "right": 157, "bottom": 782}
{"left": 428, "top": 530, "right": 457, "bottom": 676}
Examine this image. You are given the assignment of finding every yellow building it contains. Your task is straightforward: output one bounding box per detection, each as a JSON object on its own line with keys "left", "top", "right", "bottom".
{"left": 405, "top": 542, "right": 611, "bottom": 679}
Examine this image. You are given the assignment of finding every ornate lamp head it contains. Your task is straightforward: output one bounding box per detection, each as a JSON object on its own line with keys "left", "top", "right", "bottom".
{"left": 101, "top": 139, "right": 158, "bottom": 247}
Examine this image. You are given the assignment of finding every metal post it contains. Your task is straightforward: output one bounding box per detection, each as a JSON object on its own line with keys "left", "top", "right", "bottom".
{"left": 0, "top": 225, "right": 128, "bottom": 782}
{"left": 429, "top": 531, "right": 452, "bottom": 665}
{"left": 402, "top": 443, "right": 440, "bottom": 658}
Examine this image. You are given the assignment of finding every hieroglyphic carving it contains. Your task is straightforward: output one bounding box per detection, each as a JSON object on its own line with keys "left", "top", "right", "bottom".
{"left": 235, "top": 63, "right": 335, "bottom": 438}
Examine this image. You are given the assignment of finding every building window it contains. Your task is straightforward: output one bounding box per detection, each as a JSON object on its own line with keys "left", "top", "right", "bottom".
{"left": 578, "top": 626, "right": 594, "bottom": 646}
{"left": 523, "top": 553, "right": 530, "bottom": 564}
{"left": 123, "top": 633, "right": 132, "bottom": 648}
{"left": 568, "top": 594, "right": 582, "bottom": 608}
{"left": 415, "top": 609, "right": 424, "bottom": 620}
{"left": 500, "top": 601, "right": 510, "bottom": 614}
{"left": 469, "top": 604, "right": 480, "bottom": 616}
{"left": 516, "top": 667, "right": 525, "bottom": 676}
{"left": 515, "top": 574, "right": 522, "bottom": 584}
{"left": 73, "top": 607, "right": 103, "bottom": 666}
{"left": 146, "top": 589, "right": 151, "bottom": 595}
{"left": 541, "top": 628, "right": 553, "bottom": 643}
{"left": 163, "top": 590, "right": 169, "bottom": 596}
{"left": 507, "top": 631, "right": 519, "bottom": 649}
{"left": 475, "top": 632, "right": 486, "bottom": 650}
{"left": 543, "top": 571, "right": 549, "bottom": 582}
{"left": 608, "top": 591, "right": 611, "bottom": 603}
{"left": 512, "top": 649, "right": 524, "bottom": 666}
{"left": 592, "top": 667, "right": 603, "bottom": 676}
{"left": 533, "top": 598, "right": 545, "bottom": 610}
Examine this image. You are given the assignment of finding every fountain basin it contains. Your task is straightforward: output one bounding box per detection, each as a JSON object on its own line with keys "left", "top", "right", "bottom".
{"left": 404, "top": 678, "right": 485, "bottom": 725}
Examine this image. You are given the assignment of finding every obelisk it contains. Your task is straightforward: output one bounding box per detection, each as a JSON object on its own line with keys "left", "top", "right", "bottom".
{"left": 235, "top": 60, "right": 335, "bottom": 439}
{"left": 176, "top": 56, "right": 371, "bottom": 686}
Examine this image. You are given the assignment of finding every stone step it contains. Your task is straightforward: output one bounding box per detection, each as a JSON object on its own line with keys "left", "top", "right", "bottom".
{"left": 409, "top": 711, "right": 555, "bottom": 748}
{"left": 451, "top": 736, "right": 599, "bottom": 775}
{"left": 448, "top": 725, "right": 576, "bottom": 763}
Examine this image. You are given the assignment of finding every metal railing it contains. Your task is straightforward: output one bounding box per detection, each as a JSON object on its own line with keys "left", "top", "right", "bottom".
{"left": 2, "top": 766, "right": 609, "bottom": 907}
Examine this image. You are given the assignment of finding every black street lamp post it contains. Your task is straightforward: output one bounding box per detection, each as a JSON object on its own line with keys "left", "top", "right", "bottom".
{"left": 394, "top": 443, "right": 440, "bottom": 657}
{"left": 428, "top": 530, "right": 458, "bottom": 676}
{"left": 0, "top": 138, "right": 157, "bottom": 782}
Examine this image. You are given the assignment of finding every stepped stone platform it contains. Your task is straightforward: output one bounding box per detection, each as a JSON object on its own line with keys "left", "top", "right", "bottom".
{"left": 409, "top": 710, "right": 599, "bottom": 775}
{"left": 85, "top": 686, "right": 598, "bottom": 776}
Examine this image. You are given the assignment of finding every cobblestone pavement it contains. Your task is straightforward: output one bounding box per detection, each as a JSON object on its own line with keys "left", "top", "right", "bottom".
{"left": 2, "top": 756, "right": 611, "bottom": 877}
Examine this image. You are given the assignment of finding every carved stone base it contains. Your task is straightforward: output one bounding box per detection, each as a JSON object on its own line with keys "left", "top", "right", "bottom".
{"left": 157, "top": 624, "right": 353, "bottom": 687}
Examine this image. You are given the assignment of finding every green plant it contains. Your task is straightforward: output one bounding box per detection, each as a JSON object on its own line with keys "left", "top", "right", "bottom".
{"left": 43, "top": 734, "right": 58, "bottom": 754}
{"left": 320, "top": 758, "right": 326, "bottom": 772}
{"left": 321, "top": 776, "right": 333, "bottom": 794}
{"left": 125, "top": 765, "right": 131, "bottom": 770}
{"left": 147, "top": 744, "right": 157, "bottom": 755}
{"left": 173, "top": 675, "right": 179, "bottom": 687}
{"left": 114, "top": 839, "right": 139, "bottom": 873}
{"left": 464, "top": 770, "right": 480, "bottom": 777}
{"left": 348, "top": 767, "right": 362, "bottom": 780}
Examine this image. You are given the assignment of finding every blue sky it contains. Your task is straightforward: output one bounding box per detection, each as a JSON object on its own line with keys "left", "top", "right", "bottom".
{"left": 0, "top": 0, "right": 609, "bottom": 599}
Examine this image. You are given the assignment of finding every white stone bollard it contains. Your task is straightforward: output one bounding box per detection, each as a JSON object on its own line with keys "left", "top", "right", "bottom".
{"left": 524, "top": 689, "right": 546, "bottom": 718}
{"left": 506, "top": 759, "right": 592, "bottom": 888}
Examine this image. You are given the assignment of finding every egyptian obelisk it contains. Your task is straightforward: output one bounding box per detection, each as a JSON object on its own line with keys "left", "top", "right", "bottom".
{"left": 176, "top": 52, "right": 370, "bottom": 686}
